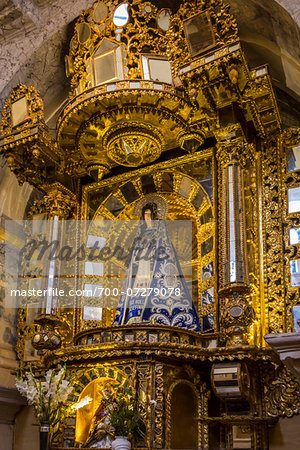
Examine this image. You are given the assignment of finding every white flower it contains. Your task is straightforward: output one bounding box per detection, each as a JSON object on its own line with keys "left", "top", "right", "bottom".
{"left": 16, "top": 379, "right": 28, "bottom": 395}
{"left": 53, "top": 367, "right": 65, "bottom": 386}
{"left": 27, "top": 386, "right": 38, "bottom": 404}
{"left": 45, "top": 369, "right": 53, "bottom": 384}
{"left": 59, "top": 379, "right": 69, "bottom": 391}
{"left": 16, "top": 377, "right": 39, "bottom": 405}
{"left": 15, "top": 364, "right": 73, "bottom": 425}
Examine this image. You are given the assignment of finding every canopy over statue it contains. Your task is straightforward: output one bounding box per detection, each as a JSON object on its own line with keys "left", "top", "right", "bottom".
{"left": 114, "top": 195, "right": 200, "bottom": 331}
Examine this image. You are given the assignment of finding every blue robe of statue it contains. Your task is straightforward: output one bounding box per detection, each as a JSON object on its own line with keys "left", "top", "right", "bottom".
{"left": 114, "top": 219, "right": 200, "bottom": 331}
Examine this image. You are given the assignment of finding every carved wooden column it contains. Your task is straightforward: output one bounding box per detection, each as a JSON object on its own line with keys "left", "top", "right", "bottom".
{"left": 216, "top": 139, "right": 255, "bottom": 345}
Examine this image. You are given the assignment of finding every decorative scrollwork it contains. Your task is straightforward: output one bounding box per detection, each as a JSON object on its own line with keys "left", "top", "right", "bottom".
{"left": 28, "top": 184, "right": 77, "bottom": 219}
{"left": 282, "top": 127, "right": 300, "bottom": 147}
{"left": 104, "top": 122, "right": 164, "bottom": 167}
{"left": 68, "top": 0, "right": 169, "bottom": 92}
{"left": 261, "top": 138, "right": 286, "bottom": 334}
{"left": 280, "top": 128, "right": 300, "bottom": 331}
{"left": 154, "top": 363, "right": 164, "bottom": 448}
{"left": 219, "top": 285, "right": 255, "bottom": 345}
{"left": 264, "top": 366, "right": 300, "bottom": 418}
{"left": 216, "top": 139, "right": 254, "bottom": 168}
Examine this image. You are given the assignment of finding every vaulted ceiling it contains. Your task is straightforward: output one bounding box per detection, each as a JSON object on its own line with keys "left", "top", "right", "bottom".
{"left": 0, "top": 0, "right": 299, "bottom": 133}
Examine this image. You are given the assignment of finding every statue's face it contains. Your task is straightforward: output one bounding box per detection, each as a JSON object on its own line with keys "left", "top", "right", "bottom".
{"left": 144, "top": 209, "right": 152, "bottom": 224}
{"left": 100, "top": 382, "right": 114, "bottom": 399}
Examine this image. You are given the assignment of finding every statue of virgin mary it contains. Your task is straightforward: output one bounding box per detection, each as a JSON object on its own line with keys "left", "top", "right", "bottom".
{"left": 113, "top": 195, "right": 200, "bottom": 331}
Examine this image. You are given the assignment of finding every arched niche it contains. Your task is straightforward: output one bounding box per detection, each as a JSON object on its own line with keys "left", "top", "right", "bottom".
{"left": 83, "top": 169, "right": 215, "bottom": 331}
{"left": 75, "top": 376, "right": 119, "bottom": 445}
{"left": 166, "top": 380, "right": 200, "bottom": 449}
{"left": 66, "top": 366, "right": 132, "bottom": 446}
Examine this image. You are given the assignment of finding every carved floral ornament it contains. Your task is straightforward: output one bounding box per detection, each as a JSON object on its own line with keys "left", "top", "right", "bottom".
{"left": 281, "top": 127, "right": 300, "bottom": 147}
{"left": 219, "top": 290, "right": 255, "bottom": 345}
{"left": 66, "top": 0, "right": 239, "bottom": 92}
{"left": 29, "top": 187, "right": 77, "bottom": 219}
{"left": 264, "top": 366, "right": 300, "bottom": 418}
{"left": 216, "top": 139, "right": 255, "bottom": 167}
{"left": 103, "top": 121, "right": 165, "bottom": 167}
{"left": 68, "top": 0, "right": 170, "bottom": 91}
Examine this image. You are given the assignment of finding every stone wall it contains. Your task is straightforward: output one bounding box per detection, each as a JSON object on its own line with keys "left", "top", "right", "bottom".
{"left": 270, "top": 415, "right": 300, "bottom": 449}
{"left": 277, "top": 0, "right": 300, "bottom": 24}
{"left": 0, "top": 159, "right": 36, "bottom": 450}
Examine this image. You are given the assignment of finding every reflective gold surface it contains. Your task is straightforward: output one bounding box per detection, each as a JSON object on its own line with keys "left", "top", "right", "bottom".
{"left": 0, "top": 1, "right": 299, "bottom": 449}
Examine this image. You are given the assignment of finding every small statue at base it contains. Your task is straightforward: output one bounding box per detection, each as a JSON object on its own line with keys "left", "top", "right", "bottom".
{"left": 84, "top": 380, "right": 117, "bottom": 448}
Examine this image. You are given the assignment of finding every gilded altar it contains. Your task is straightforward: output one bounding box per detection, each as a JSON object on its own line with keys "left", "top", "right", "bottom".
{"left": 1, "top": 0, "right": 300, "bottom": 449}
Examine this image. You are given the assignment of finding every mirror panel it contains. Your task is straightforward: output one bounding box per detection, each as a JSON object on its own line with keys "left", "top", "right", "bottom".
{"left": 293, "top": 305, "right": 300, "bottom": 332}
{"left": 161, "top": 172, "right": 174, "bottom": 192}
{"left": 93, "top": 2, "right": 108, "bottom": 23}
{"left": 94, "top": 51, "right": 116, "bottom": 84}
{"left": 103, "top": 195, "right": 125, "bottom": 216}
{"left": 113, "top": 3, "right": 129, "bottom": 27}
{"left": 157, "top": 9, "right": 171, "bottom": 31}
{"left": 290, "top": 228, "right": 300, "bottom": 245}
{"left": 202, "top": 287, "right": 214, "bottom": 306}
{"left": 11, "top": 96, "right": 28, "bottom": 127}
{"left": 85, "top": 262, "right": 104, "bottom": 276}
{"left": 77, "top": 23, "right": 91, "bottom": 44}
{"left": 287, "top": 145, "right": 300, "bottom": 172}
{"left": 115, "top": 46, "right": 124, "bottom": 79}
{"left": 83, "top": 306, "right": 103, "bottom": 321}
{"left": 179, "top": 176, "right": 193, "bottom": 198}
{"left": 192, "top": 188, "right": 205, "bottom": 209}
{"left": 290, "top": 260, "right": 300, "bottom": 286}
{"left": 202, "top": 313, "right": 214, "bottom": 331}
{"left": 183, "top": 12, "right": 215, "bottom": 56}
{"left": 120, "top": 181, "right": 139, "bottom": 203}
{"left": 86, "top": 235, "right": 106, "bottom": 249}
{"left": 201, "top": 262, "right": 213, "bottom": 281}
{"left": 288, "top": 187, "right": 300, "bottom": 213}
{"left": 148, "top": 58, "right": 172, "bottom": 84}
{"left": 141, "top": 174, "right": 156, "bottom": 194}
{"left": 201, "top": 236, "right": 213, "bottom": 257}
{"left": 95, "top": 39, "right": 118, "bottom": 56}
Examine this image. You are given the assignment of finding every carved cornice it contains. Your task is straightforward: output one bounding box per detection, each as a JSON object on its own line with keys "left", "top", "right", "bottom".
{"left": 216, "top": 139, "right": 254, "bottom": 168}
{"left": 42, "top": 323, "right": 277, "bottom": 367}
{"left": 28, "top": 185, "right": 78, "bottom": 219}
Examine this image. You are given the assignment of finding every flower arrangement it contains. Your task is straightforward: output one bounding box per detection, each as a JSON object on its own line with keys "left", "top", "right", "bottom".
{"left": 15, "top": 365, "right": 73, "bottom": 428}
{"left": 108, "top": 386, "right": 146, "bottom": 441}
